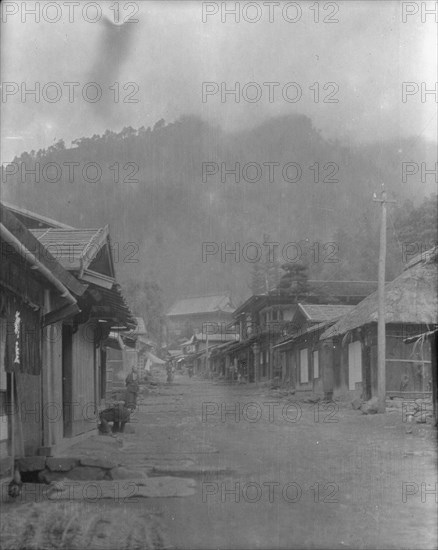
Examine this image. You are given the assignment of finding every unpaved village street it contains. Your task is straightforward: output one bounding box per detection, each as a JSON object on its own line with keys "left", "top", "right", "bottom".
{"left": 2, "top": 372, "right": 437, "bottom": 550}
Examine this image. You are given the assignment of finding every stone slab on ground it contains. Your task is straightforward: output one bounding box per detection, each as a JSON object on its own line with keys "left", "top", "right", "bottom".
{"left": 65, "top": 466, "right": 107, "bottom": 481}
{"left": 108, "top": 466, "right": 147, "bottom": 480}
{"left": 150, "top": 465, "right": 234, "bottom": 477}
{"left": 46, "top": 457, "right": 79, "bottom": 472}
{"left": 144, "top": 458, "right": 196, "bottom": 469}
{"left": 47, "top": 477, "right": 197, "bottom": 499}
{"left": 38, "top": 470, "right": 67, "bottom": 484}
{"left": 62, "top": 434, "right": 122, "bottom": 454}
{"left": 79, "top": 457, "right": 118, "bottom": 469}
{"left": 16, "top": 457, "right": 47, "bottom": 472}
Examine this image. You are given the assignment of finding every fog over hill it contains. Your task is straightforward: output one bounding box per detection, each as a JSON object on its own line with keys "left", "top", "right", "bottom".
{"left": 2, "top": 114, "right": 436, "bottom": 307}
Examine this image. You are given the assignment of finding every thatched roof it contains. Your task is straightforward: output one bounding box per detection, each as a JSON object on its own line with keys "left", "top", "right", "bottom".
{"left": 321, "top": 247, "right": 438, "bottom": 339}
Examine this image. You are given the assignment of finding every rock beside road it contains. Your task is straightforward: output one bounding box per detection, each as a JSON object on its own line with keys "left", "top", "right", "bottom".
{"left": 351, "top": 398, "right": 363, "bottom": 410}
{"left": 360, "top": 397, "right": 379, "bottom": 415}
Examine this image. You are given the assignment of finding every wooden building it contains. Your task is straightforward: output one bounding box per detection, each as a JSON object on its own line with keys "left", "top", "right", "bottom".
{"left": 1, "top": 203, "right": 135, "bottom": 466}
{"left": 166, "top": 294, "right": 235, "bottom": 340}
{"left": 28, "top": 225, "right": 136, "bottom": 439}
{"left": 0, "top": 203, "right": 86, "bottom": 472}
{"left": 319, "top": 248, "right": 437, "bottom": 401}
{"left": 230, "top": 282, "right": 376, "bottom": 384}
{"left": 182, "top": 330, "right": 239, "bottom": 375}
{"left": 274, "top": 304, "right": 355, "bottom": 397}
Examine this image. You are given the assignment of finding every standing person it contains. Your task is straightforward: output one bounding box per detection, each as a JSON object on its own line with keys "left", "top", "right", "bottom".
{"left": 125, "top": 366, "right": 140, "bottom": 409}
{"left": 166, "top": 360, "right": 175, "bottom": 383}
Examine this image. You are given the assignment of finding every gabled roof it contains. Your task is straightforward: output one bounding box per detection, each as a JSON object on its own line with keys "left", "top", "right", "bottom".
{"left": 273, "top": 304, "right": 355, "bottom": 349}
{"left": 234, "top": 281, "right": 377, "bottom": 317}
{"left": 167, "top": 294, "right": 234, "bottom": 316}
{"left": 3, "top": 203, "right": 135, "bottom": 330}
{"left": 0, "top": 202, "right": 86, "bottom": 298}
{"left": 298, "top": 303, "right": 355, "bottom": 323}
{"left": 321, "top": 248, "right": 438, "bottom": 339}
{"left": 234, "top": 295, "right": 296, "bottom": 317}
{"left": 30, "top": 227, "right": 111, "bottom": 274}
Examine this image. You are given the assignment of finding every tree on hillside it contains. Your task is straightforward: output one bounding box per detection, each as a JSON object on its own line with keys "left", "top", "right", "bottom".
{"left": 249, "top": 262, "right": 266, "bottom": 295}
{"left": 5, "top": 115, "right": 434, "bottom": 305}
{"left": 392, "top": 194, "right": 438, "bottom": 251}
{"left": 247, "top": 234, "right": 282, "bottom": 295}
{"left": 276, "top": 262, "right": 311, "bottom": 300}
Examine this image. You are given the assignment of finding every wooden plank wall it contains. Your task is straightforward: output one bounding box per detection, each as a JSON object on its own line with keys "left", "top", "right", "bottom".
{"left": 71, "top": 322, "right": 97, "bottom": 436}
{"left": 42, "top": 320, "right": 63, "bottom": 447}
{"left": 15, "top": 372, "right": 42, "bottom": 455}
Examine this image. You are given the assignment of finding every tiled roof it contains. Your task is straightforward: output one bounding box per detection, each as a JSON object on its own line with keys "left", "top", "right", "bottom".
{"left": 167, "top": 294, "right": 234, "bottom": 316}
{"left": 30, "top": 227, "right": 108, "bottom": 271}
{"left": 234, "top": 282, "right": 377, "bottom": 317}
{"left": 234, "top": 295, "right": 296, "bottom": 317}
{"left": 123, "top": 317, "right": 147, "bottom": 340}
{"left": 87, "top": 283, "right": 136, "bottom": 329}
{"left": 1, "top": 202, "right": 86, "bottom": 297}
{"left": 298, "top": 303, "right": 355, "bottom": 322}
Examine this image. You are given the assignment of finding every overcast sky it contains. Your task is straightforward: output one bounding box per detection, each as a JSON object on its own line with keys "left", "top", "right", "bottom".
{"left": 1, "top": 0, "right": 437, "bottom": 162}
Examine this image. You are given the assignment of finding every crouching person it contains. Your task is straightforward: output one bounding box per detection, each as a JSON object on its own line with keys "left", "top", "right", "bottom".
{"left": 99, "top": 402, "right": 131, "bottom": 434}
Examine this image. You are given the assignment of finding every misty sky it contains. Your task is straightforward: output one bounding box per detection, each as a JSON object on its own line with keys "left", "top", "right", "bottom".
{"left": 1, "top": 0, "right": 437, "bottom": 163}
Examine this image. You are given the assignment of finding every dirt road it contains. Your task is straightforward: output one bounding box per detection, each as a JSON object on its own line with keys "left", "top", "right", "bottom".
{"left": 120, "top": 374, "right": 437, "bottom": 549}
{"left": 3, "top": 373, "right": 436, "bottom": 549}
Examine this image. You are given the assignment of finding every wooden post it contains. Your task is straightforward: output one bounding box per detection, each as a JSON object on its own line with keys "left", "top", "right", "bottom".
{"left": 205, "top": 332, "right": 209, "bottom": 376}
{"left": 321, "top": 339, "right": 334, "bottom": 401}
{"left": 42, "top": 289, "right": 51, "bottom": 448}
{"left": 373, "top": 188, "right": 396, "bottom": 413}
{"left": 431, "top": 331, "right": 437, "bottom": 424}
{"left": 377, "top": 192, "right": 387, "bottom": 413}
{"left": 252, "top": 343, "right": 260, "bottom": 385}
{"left": 10, "top": 371, "right": 15, "bottom": 474}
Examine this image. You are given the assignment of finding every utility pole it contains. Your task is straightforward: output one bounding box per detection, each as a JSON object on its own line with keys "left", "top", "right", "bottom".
{"left": 373, "top": 187, "right": 396, "bottom": 413}
{"left": 205, "top": 331, "right": 209, "bottom": 376}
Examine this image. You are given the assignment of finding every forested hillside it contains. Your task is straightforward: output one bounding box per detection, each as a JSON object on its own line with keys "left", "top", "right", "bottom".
{"left": 2, "top": 114, "right": 436, "bottom": 310}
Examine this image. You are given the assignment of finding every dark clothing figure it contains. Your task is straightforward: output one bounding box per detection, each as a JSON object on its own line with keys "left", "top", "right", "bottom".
{"left": 125, "top": 371, "right": 140, "bottom": 409}
{"left": 166, "top": 363, "right": 175, "bottom": 383}
{"left": 99, "top": 403, "right": 131, "bottom": 434}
